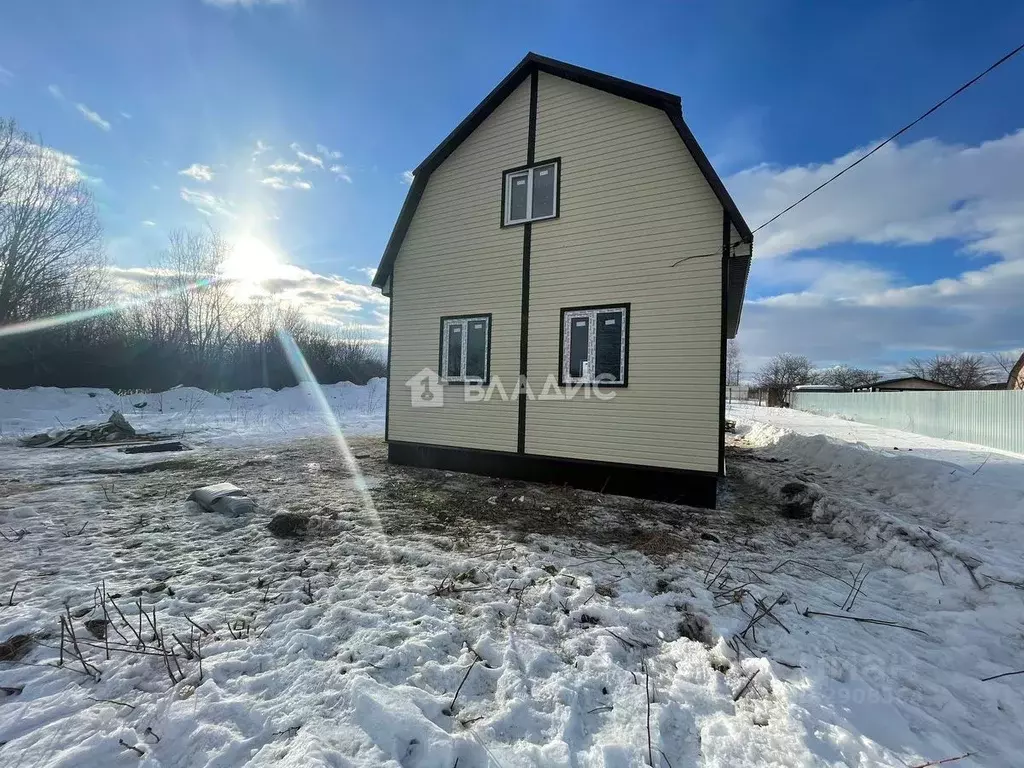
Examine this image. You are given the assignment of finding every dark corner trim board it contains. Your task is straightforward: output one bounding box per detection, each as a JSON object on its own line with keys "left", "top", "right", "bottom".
{"left": 718, "top": 211, "right": 729, "bottom": 477}
{"left": 557, "top": 303, "right": 631, "bottom": 387}
{"left": 388, "top": 441, "right": 719, "bottom": 508}
{"left": 384, "top": 275, "right": 393, "bottom": 441}
{"left": 517, "top": 69, "right": 538, "bottom": 454}
{"left": 437, "top": 313, "right": 493, "bottom": 386}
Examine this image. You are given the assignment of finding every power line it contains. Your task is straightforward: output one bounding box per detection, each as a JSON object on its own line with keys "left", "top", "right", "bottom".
{"left": 752, "top": 40, "right": 1024, "bottom": 236}
{"left": 671, "top": 39, "right": 1024, "bottom": 268}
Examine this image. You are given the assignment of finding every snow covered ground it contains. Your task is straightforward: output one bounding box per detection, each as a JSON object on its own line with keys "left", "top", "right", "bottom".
{"left": 0, "top": 389, "right": 1022, "bottom": 766}
{"left": 0, "top": 378, "right": 388, "bottom": 447}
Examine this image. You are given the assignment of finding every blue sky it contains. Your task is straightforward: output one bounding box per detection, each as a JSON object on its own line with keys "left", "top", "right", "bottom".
{"left": 1, "top": 0, "right": 1022, "bottom": 374}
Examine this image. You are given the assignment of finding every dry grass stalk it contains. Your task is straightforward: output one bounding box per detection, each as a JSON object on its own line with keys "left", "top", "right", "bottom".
{"left": 909, "top": 753, "right": 973, "bottom": 768}
{"left": 802, "top": 609, "right": 926, "bottom": 635}
{"left": 733, "top": 669, "right": 760, "bottom": 701}
{"left": 118, "top": 739, "right": 144, "bottom": 757}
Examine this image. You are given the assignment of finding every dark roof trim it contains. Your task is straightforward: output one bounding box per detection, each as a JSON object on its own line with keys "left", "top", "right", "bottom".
{"left": 373, "top": 53, "right": 751, "bottom": 289}
{"left": 864, "top": 376, "right": 955, "bottom": 389}
{"left": 725, "top": 252, "right": 751, "bottom": 339}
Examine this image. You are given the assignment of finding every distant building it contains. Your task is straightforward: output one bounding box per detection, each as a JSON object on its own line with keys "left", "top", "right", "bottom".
{"left": 853, "top": 376, "right": 954, "bottom": 392}
{"left": 1010, "top": 353, "right": 1024, "bottom": 390}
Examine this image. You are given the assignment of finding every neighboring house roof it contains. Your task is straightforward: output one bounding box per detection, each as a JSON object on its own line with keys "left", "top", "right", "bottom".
{"left": 373, "top": 52, "right": 753, "bottom": 336}
{"left": 861, "top": 376, "right": 955, "bottom": 390}
{"left": 1010, "top": 352, "right": 1024, "bottom": 390}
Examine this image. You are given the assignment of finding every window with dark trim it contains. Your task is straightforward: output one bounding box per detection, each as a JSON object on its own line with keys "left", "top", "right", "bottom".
{"left": 559, "top": 304, "right": 629, "bottom": 386}
{"left": 502, "top": 159, "right": 560, "bottom": 226}
{"left": 439, "top": 314, "right": 491, "bottom": 383}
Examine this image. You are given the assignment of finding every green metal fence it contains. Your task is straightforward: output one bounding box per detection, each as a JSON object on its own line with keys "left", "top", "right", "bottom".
{"left": 790, "top": 390, "right": 1024, "bottom": 455}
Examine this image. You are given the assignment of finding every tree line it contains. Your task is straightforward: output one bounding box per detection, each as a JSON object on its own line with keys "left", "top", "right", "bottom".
{"left": 0, "top": 117, "right": 384, "bottom": 392}
{"left": 750, "top": 350, "right": 1016, "bottom": 405}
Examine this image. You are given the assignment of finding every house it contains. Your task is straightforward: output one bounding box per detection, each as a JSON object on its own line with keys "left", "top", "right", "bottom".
{"left": 372, "top": 53, "right": 752, "bottom": 508}
{"left": 853, "top": 376, "right": 955, "bottom": 392}
{"left": 1009, "top": 353, "right": 1024, "bottom": 390}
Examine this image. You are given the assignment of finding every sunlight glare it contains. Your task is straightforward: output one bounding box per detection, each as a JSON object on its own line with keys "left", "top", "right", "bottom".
{"left": 223, "top": 235, "right": 284, "bottom": 296}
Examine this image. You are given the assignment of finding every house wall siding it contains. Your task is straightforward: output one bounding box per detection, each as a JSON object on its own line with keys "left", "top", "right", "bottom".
{"left": 525, "top": 72, "right": 724, "bottom": 472}
{"left": 387, "top": 80, "right": 530, "bottom": 451}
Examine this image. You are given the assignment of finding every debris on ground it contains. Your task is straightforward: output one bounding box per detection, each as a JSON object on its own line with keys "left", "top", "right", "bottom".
{"left": 266, "top": 511, "right": 310, "bottom": 537}
{"left": 119, "top": 441, "right": 189, "bottom": 454}
{"left": 18, "top": 411, "right": 169, "bottom": 449}
{"left": 188, "top": 482, "right": 257, "bottom": 516}
{"left": 777, "top": 479, "right": 823, "bottom": 519}
{"left": 0, "top": 634, "right": 33, "bottom": 662}
{"left": 83, "top": 619, "right": 109, "bottom": 639}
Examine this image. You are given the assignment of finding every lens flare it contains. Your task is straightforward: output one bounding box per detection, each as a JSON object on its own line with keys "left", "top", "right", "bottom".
{"left": 0, "top": 278, "right": 215, "bottom": 339}
{"left": 275, "top": 328, "right": 393, "bottom": 563}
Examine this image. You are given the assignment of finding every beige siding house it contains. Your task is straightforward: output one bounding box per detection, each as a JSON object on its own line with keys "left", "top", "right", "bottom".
{"left": 373, "top": 54, "right": 753, "bottom": 507}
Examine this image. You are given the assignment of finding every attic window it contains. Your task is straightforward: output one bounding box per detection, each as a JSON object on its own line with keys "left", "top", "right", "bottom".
{"left": 560, "top": 304, "right": 629, "bottom": 386}
{"left": 439, "top": 315, "right": 491, "bottom": 384}
{"left": 503, "top": 160, "right": 559, "bottom": 226}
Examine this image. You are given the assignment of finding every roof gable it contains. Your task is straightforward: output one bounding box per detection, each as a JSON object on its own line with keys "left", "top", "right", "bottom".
{"left": 373, "top": 53, "right": 751, "bottom": 292}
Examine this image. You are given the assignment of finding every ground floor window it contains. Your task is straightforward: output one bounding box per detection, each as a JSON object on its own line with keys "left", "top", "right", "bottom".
{"left": 560, "top": 304, "right": 629, "bottom": 386}
{"left": 439, "top": 314, "right": 491, "bottom": 383}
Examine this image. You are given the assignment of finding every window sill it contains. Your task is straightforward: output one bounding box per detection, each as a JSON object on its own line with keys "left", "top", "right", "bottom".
{"left": 557, "top": 379, "right": 629, "bottom": 389}
{"left": 500, "top": 213, "right": 560, "bottom": 229}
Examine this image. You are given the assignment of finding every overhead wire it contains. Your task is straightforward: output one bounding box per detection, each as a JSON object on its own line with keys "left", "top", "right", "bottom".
{"left": 670, "top": 40, "right": 1024, "bottom": 269}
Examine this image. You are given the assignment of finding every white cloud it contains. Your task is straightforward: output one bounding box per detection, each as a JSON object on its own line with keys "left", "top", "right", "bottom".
{"left": 732, "top": 130, "right": 1024, "bottom": 261}
{"left": 266, "top": 160, "right": 303, "bottom": 174}
{"left": 180, "top": 187, "right": 234, "bottom": 218}
{"left": 401, "top": 170, "right": 414, "bottom": 185}
{"left": 4, "top": 139, "right": 84, "bottom": 200}
{"left": 290, "top": 142, "right": 324, "bottom": 168}
{"left": 252, "top": 140, "right": 271, "bottom": 161}
{"left": 107, "top": 258, "right": 385, "bottom": 337}
{"left": 356, "top": 266, "right": 377, "bottom": 281}
{"left": 0, "top": 65, "right": 13, "bottom": 83}
{"left": 316, "top": 144, "right": 342, "bottom": 159}
{"left": 260, "top": 176, "right": 312, "bottom": 191}
{"left": 329, "top": 164, "right": 352, "bottom": 183}
{"left": 141, "top": 220, "right": 156, "bottom": 227}
{"left": 47, "top": 84, "right": 64, "bottom": 100}
{"left": 121, "top": 111, "right": 132, "bottom": 120}
{"left": 178, "top": 163, "right": 214, "bottom": 182}
{"left": 75, "top": 103, "right": 111, "bottom": 131}
{"left": 729, "top": 130, "right": 1024, "bottom": 374}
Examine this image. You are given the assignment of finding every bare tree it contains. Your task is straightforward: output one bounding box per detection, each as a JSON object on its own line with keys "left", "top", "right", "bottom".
{"left": 816, "top": 364, "right": 880, "bottom": 390}
{"left": 989, "top": 350, "right": 1022, "bottom": 385}
{"left": 0, "top": 118, "right": 104, "bottom": 323}
{"left": 754, "top": 354, "right": 814, "bottom": 406}
{"left": 725, "top": 340, "right": 742, "bottom": 386}
{"left": 902, "top": 353, "right": 995, "bottom": 389}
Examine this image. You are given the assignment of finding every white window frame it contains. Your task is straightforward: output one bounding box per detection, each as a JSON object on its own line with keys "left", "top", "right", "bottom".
{"left": 561, "top": 305, "right": 628, "bottom": 386}
{"left": 503, "top": 161, "right": 559, "bottom": 226}
{"left": 440, "top": 315, "right": 490, "bottom": 384}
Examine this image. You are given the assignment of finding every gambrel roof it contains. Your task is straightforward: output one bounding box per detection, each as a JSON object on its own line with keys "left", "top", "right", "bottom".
{"left": 373, "top": 53, "right": 753, "bottom": 336}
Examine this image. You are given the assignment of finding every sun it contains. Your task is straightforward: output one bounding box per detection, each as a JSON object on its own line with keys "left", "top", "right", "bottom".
{"left": 221, "top": 235, "right": 283, "bottom": 296}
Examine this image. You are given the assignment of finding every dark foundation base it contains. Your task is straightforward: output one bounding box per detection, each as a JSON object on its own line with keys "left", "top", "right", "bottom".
{"left": 387, "top": 440, "right": 718, "bottom": 508}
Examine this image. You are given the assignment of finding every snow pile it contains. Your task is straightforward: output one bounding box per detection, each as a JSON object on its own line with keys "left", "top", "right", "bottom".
{"left": 0, "top": 378, "right": 387, "bottom": 445}
{"left": 736, "top": 414, "right": 1024, "bottom": 583}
